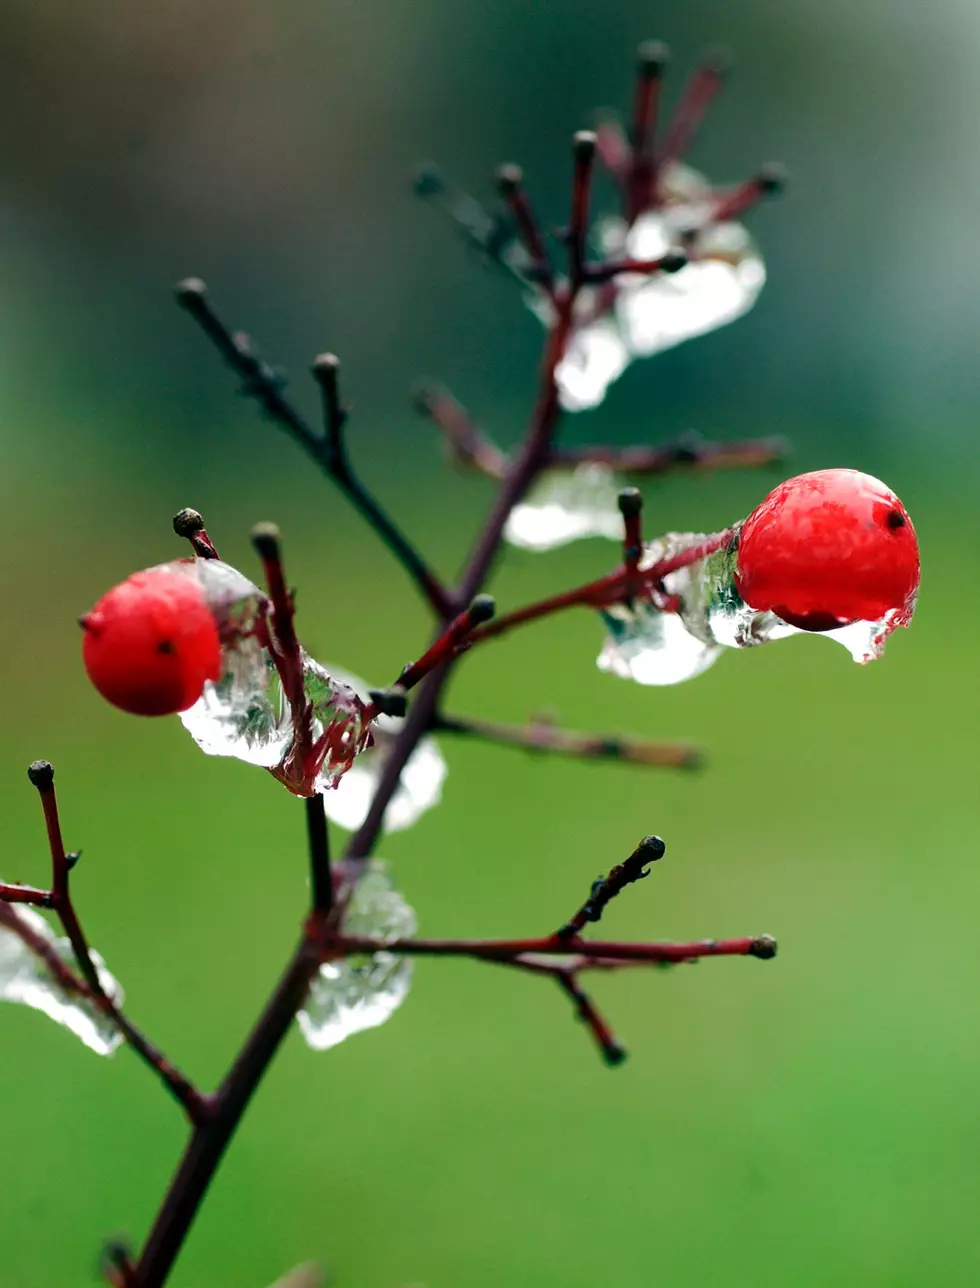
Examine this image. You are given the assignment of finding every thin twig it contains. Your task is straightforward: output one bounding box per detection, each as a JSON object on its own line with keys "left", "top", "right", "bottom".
{"left": 556, "top": 835, "right": 665, "bottom": 939}
{"left": 175, "top": 279, "right": 452, "bottom": 618}
{"left": 432, "top": 712, "right": 699, "bottom": 770}
{"left": 338, "top": 931, "right": 777, "bottom": 965}
{"left": 412, "top": 383, "right": 510, "bottom": 480}
{"left": 548, "top": 433, "right": 789, "bottom": 474}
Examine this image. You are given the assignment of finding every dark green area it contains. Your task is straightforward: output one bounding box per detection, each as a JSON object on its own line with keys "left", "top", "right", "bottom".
{"left": 1, "top": 1, "right": 979, "bottom": 1285}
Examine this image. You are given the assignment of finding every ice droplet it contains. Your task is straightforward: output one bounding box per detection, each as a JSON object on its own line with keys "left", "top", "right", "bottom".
{"left": 180, "top": 581, "right": 370, "bottom": 792}
{"left": 540, "top": 162, "right": 764, "bottom": 412}
{"left": 0, "top": 902, "right": 123, "bottom": 1055}
{"left": 298, "top": 863, "right": 416, "bottom": 1051}
{"left": 505, "top": 463, "right": 625, "bottom": 551}
{"left": 597, "top": 532, "right": 911, "bottom": 686}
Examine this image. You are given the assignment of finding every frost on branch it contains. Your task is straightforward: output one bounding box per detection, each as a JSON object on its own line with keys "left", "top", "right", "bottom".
{"left": 298, "top": 863, "right": 417, "bottom": 1051}
{"left": 321, "top": 667, "right": 447, "bottom": 833}
{"left": 0, "top": 902, "right": 123, "bottom": 1055}
{"left": 504, "top": 462, "right": 624, "bottom": 551}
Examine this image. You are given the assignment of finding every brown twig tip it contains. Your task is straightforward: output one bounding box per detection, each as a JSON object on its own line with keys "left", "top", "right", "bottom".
{"left": 368, "top": 685, "right": 408, "bottom": 719}
{"left": 101, "top": 1239, "right": 137, "bottom": 1287}
{"left": 750, "top": 934, "right": 778, "bottom": 960}
{"left": 250, "top": 522, "right": 282, "bottom": 559}
{"left": 495, "top": 163, "right": 524, "bottom": 194}
{"left": 172, "top": 507, "right": 206, "bottom": 537}
{"left": 573, "top": 129, "right": 598, "bottom": 158}
{"left": 617, "top": 486, "right": 643, "bottom": 518}
{"left": 637, "top": 39, "right": 670, "bottom": 73}
{"left": 27, "top": 760, "right": 54, "bottom": 792}
{"left": 468, "top": 593, "right": 496, "bottom": 625}
{"left": 174, "top": 276, "right": 207, "bottom": 304}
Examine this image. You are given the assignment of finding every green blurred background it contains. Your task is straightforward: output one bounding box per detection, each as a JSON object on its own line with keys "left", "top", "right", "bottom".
{"left": 2, "top": 1, "right": 979, "bottom": 1285}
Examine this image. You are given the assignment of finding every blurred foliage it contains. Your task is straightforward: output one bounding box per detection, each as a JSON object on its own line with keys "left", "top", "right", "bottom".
{"left": 1, "top": 1, "right": 979, "bottom": 1287}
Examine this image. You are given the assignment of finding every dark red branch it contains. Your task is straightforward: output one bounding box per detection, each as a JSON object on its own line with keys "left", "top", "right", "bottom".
{"left": 339, "top": 931, "right": 777, "bottom": 965}
{"left": 175, "top": 279, "right": 452, "bottom": 618}
{"left": 0, "top": 881, "right": 52, "bottom": 906}
{"left": 627, "top": 40, "right": 669, "bottom": 220}
{"left": 712, "top": 163, "right": 786, "bottom": 223}
{"left": 657, "top": 50, "right": 729, "bottom": 171}
{"left": 0, "top": 899, "right": 205, "bottom": 1124}
{"left": 495, "top": 164, "right": 554, "bottom": 293}
{"left": 569, "top": 131, "right": 597, "bottom": 288}
{"left": 555, "top": 971, "right": 626, "bottom": 1065}
{"left": 586, "top": 250, "right": 687, "bottom": 283}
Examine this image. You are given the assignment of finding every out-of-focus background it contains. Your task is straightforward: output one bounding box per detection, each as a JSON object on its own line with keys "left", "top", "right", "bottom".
{"left": 1, "top": 2, "right": 979, "bottom": 1285}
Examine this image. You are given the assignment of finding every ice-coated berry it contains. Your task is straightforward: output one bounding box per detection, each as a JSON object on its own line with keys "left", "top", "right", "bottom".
{"left": 81, "top": 566, "right": 222, "bottom": 716}
{"left": 734, "top": 469, "right": 919, "bottom": 630}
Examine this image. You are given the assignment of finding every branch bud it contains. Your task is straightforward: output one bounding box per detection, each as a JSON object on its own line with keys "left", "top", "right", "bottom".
{"left": 617, "top": 487, "right": 643, "bottom": 518}
{"left": 468, "top": 594, "right": 497, "bottom": 624}
{"left": 27, "top": 760, "right": 54, "bottom": 791}
{"left": 172, "top": 508, "right": 206, "bottom": 537}
{"left": 750, "top": 934, "right": 778, "bottom": 960}
{"left": 250, "top": 522, "right": 282, "bottom": 560}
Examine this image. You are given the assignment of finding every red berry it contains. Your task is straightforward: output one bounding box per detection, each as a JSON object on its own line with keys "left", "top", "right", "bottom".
{"left": 81, "top": 565, "right": 223, "bottom": 716}
{"left": 734, "top": 469, "right": 920, "bottom": 631}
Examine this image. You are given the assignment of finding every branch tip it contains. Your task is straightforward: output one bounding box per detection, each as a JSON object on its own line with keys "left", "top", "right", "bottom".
{"left": 637, "top": 39, "right": 670, "bottom": 73}
{"left": 573, "top": 129, "right": 598, "bottom": 158}
{"left": 468, "top": 593, "right": 496, "bottom": 624}
{"left": 27, "top": 760, "right": 54, "bottom": 792}
{"left": 700, "top": 43, "right": 734, "bottom": 74}
{"left": 750, "top": 934, "right": 778, "bottom": 960}
{"left": 660, "top": 250, "right": 688, "bottom": 273}
{"left": 311, "top": 351, "right": 341, "bottom": 376}
{"left": 250, "top": 522, "right": 282, "bottom": 559}
{"left": 172, "top": 507, "right": 206, "bottom": 537}
{"left": 617, "top": 486, "right": 643, "bottom": 518}
{"left": 494, "top": 163, "right": 524, "bottom": 194}
{"left": 757, "top": 161, "right": 788, "bottom": 195}
{"left": 174, "top": 276, "right": 207, "bottom": 305}
{"left": 368, "top": 685, "right": 408, "bottom": 719}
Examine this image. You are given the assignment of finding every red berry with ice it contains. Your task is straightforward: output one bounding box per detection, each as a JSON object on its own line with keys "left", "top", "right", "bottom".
{"left": 734, "top": 469, "right": 919, "bottom": 631}
{"left": 81, "top": 566, "right": 222, "bottom": 716}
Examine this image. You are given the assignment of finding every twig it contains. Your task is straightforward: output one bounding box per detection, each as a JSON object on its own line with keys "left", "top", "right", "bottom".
{"left": 175, "top": 279, "right": 452, "bottom": 618}
{"left": 657, "top": 47, "right": 730, "bottom": 171}
{"left": 554, "top": 971, "right": 626, "bottom": 1065}
{"left": 305, "top": 797, "right": 333, "bottom": 918}
{"left": 548, "top": 432, "right": 789, "bottom": 474}
{"left": 627, "top": 40, "right": 669, "bottom": 220}
{"left": 556, "top": 835, "right": 665, "bottom": 939}
{"left": 411, "top": 383, "right": 510, "bottom": 480}
{"left": 432, "top": 711, "right": 699, "bottom": 770}
{"left": 712, "top": 163, "right": 786, "bottom": 223}
{"left": 338, "top": 931, "right": 777, "bottom": 965}
{"left": 495, "top": 164, "right": 554, "bottom": 294}
{"left": 171, "top": 508, "right": 221, "bottom": 560}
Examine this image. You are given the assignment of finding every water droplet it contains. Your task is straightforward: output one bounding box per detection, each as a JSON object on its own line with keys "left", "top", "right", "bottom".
{"left": 0, "top": 903, "right": 123, "bottom": 1055}
{"left": 297, "top": 863, "right": 416, "bottom": 1051}
{"left": 597, "top": 532, "right": 910, "bottom": 686}
{"left": 505, "top": 463, "right": 624, "bottom": 551}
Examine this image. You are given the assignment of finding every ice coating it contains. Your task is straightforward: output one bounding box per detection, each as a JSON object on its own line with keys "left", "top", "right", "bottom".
{"left": 537, "top": 162, "right": 765, "bottom": 412}
{"left": 504, "top": 463, "right": 625, "bottom": 551}
{"left": 181, "top": 645, "right": 370, "bottom": 790}
{"left": 178, "top": 561, "right": 370, "bottom": 790}
{"left": 321, "top": 666, "right": 447, "bottom": 833}
{"left": 0, "top": 902, "right": 123, "bottom": 1055}
{"left": 297, "top": 862, "right": 416, "bottom": 1051}
{"left": 597, "top": 530, "right": 913, "bottom": 687}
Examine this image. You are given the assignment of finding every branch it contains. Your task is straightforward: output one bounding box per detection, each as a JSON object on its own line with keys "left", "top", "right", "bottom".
{"left": 657, "top": 47, "right": 730, "bottom": 171}
{"left": 0, "top": 897, "right": 205, "bottom": 1125}
{"left": 340, "top": 931, "right": 777, "bottom": 965}
{"left": 548, "top": 432, "right": 789, "bottom": 474}
{"left": 175, "top": 279, "right": 452, "bottom": 618}
{"left": 411, "top": 382, "right": 509, "bottom": 480}
{"left": 432, "top": 711, "right": 699, "bottom": 770}
{"left": 627, "top": 40, "right": 669, "bottom": 220}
